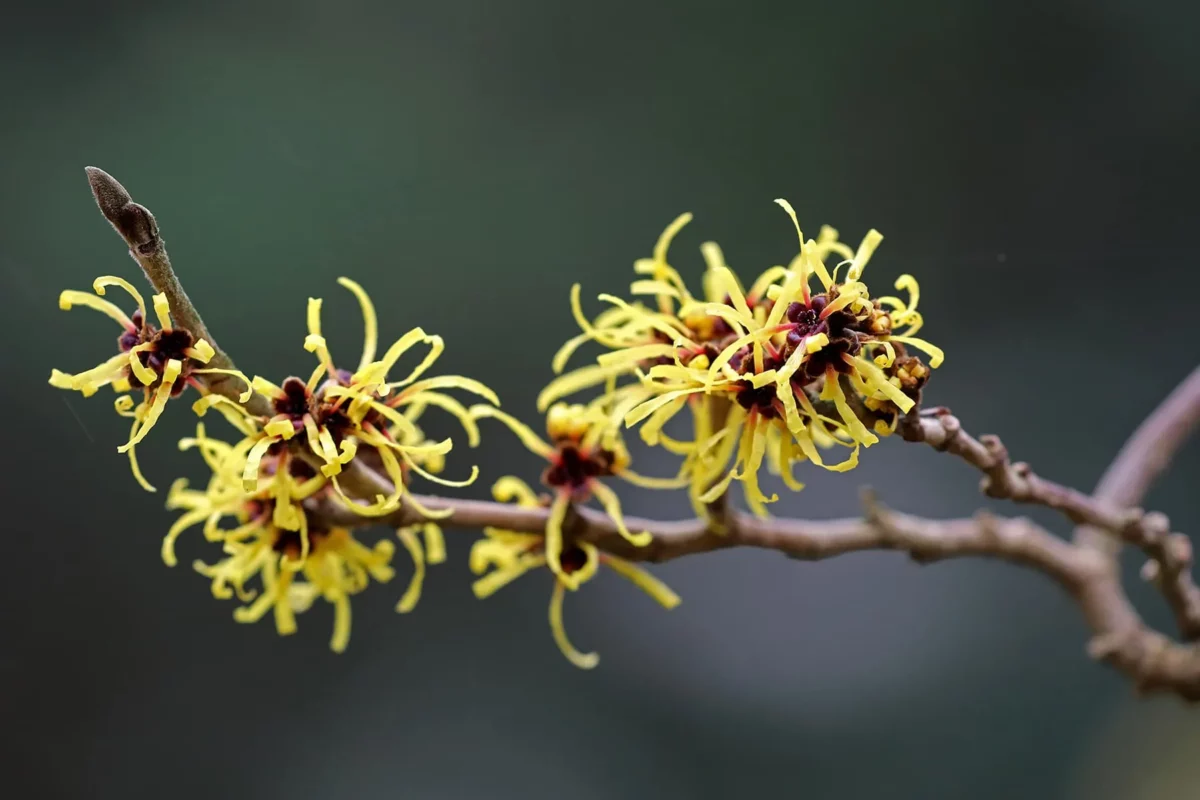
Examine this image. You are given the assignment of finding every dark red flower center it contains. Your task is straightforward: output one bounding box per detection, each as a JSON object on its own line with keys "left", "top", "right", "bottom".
{"left": 543, "top": 444, "right": 614, "bottom": 492}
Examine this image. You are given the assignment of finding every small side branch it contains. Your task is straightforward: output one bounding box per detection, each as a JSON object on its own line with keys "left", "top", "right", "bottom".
{"left": 899, "top": 405, "right": 1142, "bottom": 534}
{"left": 1090, "top": 366, "right": 1200, "bottom": 510}
{"left": 1075, "top": 367, "right": 1200, "bottom": 559}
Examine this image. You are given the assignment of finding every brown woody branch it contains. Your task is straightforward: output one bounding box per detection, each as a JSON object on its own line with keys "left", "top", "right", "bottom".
{"left": 313, "top": 487, "right": 1200, "bottom": 700}
{"left": 85, "top": 167, "right": 272, "bottom": 418}
{"left": 899, "top": 394, "right": 1200, "bottom": 641}
{"left": 1087, "top": 366, "right": 1200, "bottom": 512}
{"left": 84, "top": 167, "right": 1200, "bottom": 701}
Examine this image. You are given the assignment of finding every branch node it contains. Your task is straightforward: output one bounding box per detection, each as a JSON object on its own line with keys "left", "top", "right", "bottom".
{"left": 1142, "top": 510, "right": 1171, "bottom": 538}
{"left": 859, "top": 487, "right": 884, "bottom": 523}
{"left": 1087, "top": 629, "right": 1133, "bottom": 661}
{"left": 1133, "top": 634, "right": 1171, "bottom": 695}
{"left": 933, "top": 414, "right": 963, "bottom": 451}
{"left": 1166, "top": 532, "right": 1194, "bottom": 568}
{"left": 978, "top": 433, "right": 1007, "bottom": 465}
{"left": 973, "top": 510, "right": 1003, "bottom": 546}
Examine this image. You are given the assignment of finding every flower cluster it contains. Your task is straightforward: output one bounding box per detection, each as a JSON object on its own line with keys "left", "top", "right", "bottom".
{"left": 165, "top": 423, "right": 441, "bottom": 652}
{"left": 49, "top": 276, "right": 240, "bottom": 490}
{"left": 55, "top": 197, "right": 938, "bottom": 666}
{"left": 51, "top": 276, "right": 487, "bottom": 650}
{"left": 469, "top": 477, "right": 679, "bottom": 668}
{"left": 548, "top": 200, "right": 943, "bottom": 517}
{"left": 471, "top": 396, "right": 684, "bottom": 581}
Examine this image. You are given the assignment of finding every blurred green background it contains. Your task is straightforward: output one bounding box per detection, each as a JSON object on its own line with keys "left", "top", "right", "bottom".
{"left": 2, "top": 1, "right": 1198, "bottom": 797}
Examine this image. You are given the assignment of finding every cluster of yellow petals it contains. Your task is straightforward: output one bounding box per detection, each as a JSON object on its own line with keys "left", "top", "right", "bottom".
{"left": 51, "top": 272, "right": 484, "bottom": 651}
{"left": 469, "top": 477, "right": 679, "bottom": 668}
{"left": 49, "top": 275, "right": 245, "bottom": 491}
{"left": 165, "top": 423, "right": 444, "bottom": 651}
{"left": 200, "top": 277, "right": 494, "bottom": 523}
{"left": 471, "top": 395, "right": 684, "bottom": 585}
{"left": 545, "top": 201, "right": 944, "bottom": 518}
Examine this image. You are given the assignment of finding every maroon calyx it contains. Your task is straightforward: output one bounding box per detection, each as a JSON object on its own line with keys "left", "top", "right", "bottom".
{"left": 117, "top": 309, "right": 199, "bottom": 395}
{"left": 559, "top": 545, "right": 590, "bottom": 574}
{"left": 735, "top": 380, "right": 782, "bottom": 419}
{"left": 543, "top": 443, "right": 614, "bottom": 496}
{"left": 273, "top": 377, "right": 314, "bottom": 418}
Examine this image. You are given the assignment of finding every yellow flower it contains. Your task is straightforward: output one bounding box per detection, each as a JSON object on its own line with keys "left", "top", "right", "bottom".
{"left": 198, "top": 277, "right": 494, "bottom": 519}
{"left": 48, "top": 275, "right": 246, "bottom": 491}
{"left": 161, "top": 423, "right": 325, "bottom": 568}
{"left": 537, "top": 208, "right": 934, "bottom": 517}
{"left": 540, "top": 211, "right": 865, "bottom": 411}
{"left": 471, "top": 396, "right": 686, "bottom": 581}
{"left": 165, "top": 424, "right": 444, "bottom": 652}
{"left": 194, "top": 521, "right": 398, "bottom": 653}
{"left": 618, "top": 200, "right": 945, "bottom": 515}
{"left": 469, "top": 477, "right": 679, "bottom": 668}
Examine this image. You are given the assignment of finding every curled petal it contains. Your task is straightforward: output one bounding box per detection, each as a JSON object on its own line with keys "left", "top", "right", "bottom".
{"left": 49, "top": 353, "right": 129, "bottom": 397}
{"left": 58, "top": 290, "right": 132, "bottom": 327}
{"left": 589, "top": 481, "right": 651, "bottom": 548}
{"left": 845, "top": 229, "right": 884, "bottom": 282}
{"left": 118, "top": 358, "right": 182, "bottom": 453}
{"left": 162, "top": 509, "right": 207, "bottom": 567}
{"left": 125, "top": 417, "right": 155, "bottom": 493}
{"left": 337, "top": 277, "right": 379, "bottom": 371}
{"left": 820, "top": 370, "right": 877, "bottom": 447}
{"left": 241, "top": 436, "right": 276, "bottom": 492}
{"left": 470, "top": 406, "right": 555, "bottom": 459}
{"left": 190, "top": 367, "right": 252, "bottom": 401}
{"left": 887, "top": 335, "right": 944, "bottom": 368}
{"left": 774, "top": 199, "right": 832, "bottom": 289}
{"left": 329, "top": 593, "right": 352, "bottom": 654}
{"left": 603, "top": 555, "right": 681, "bottom": 609}
{"left": 151, "top": 293, "right": 173, "bottom": 330}
{"left": 472, "top": 552, "right": 545, "bottom": 598}
{"left": 619, "top": 468, "right": 689, "bottom": 490}
{"left": 544, "top": 492, "right": 570, "bottom": 579}
{"left": 405, "top": 391, "right": 481, "bottom": 447}
{"left": 551, "top": 330, "right": 594, "bottom": 375}
{"left": 126, "top": 343, "right": 157, "bottom": 386}
{"left": 848, "top": 355, "right": 915, "bottom": 413}
{"left": 366, "top": 328, "right": 441, "bottom": 388}
{"left": 186, "top": 338, "right": 215, "bottom": 364}
{"left": 92, "top": 275, "right": 146, "bottom": 320}
{"left": 549, "top": 581, "right": 599, "bottom": 670}
{"left": 538, "top": 364, "right": 625, "bottom": 413}
{"left": 492, "top": 475, "right": 541, "bottom": 507}
{"left": 395, "top": 526, "right": 426, "bottom": 613}
{"left": 402, "top": 450, "right": 479, "bottom": 489}
{"left": 393, "top": 375, "right": 499, "bottom": 407}
{"left": 423, "top": 524, "right": 446, "bottom": 565}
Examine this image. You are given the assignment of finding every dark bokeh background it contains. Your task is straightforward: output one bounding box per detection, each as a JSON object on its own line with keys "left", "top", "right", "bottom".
{"left": 3, "top": 1, "right": 1198, "bottom": 798}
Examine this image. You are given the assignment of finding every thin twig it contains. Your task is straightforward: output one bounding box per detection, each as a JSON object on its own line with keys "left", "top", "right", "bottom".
{"left": 899, "top": 405, "right": 1173, "bottom": 557}
{"left": 1074, "top": 366, "right": 1200, "bottom": 556}
{"left": 900, "top": 389, "right": 1200, "bottom": 641}
{"left": 85, "top": 167, "right": 272, "bottom": 417}
{"left": 1078, "top": 366, "right": 1200, "bottom": 637}
{"left": 1090, "top": 366, "right": 1200, "bottom": 510}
